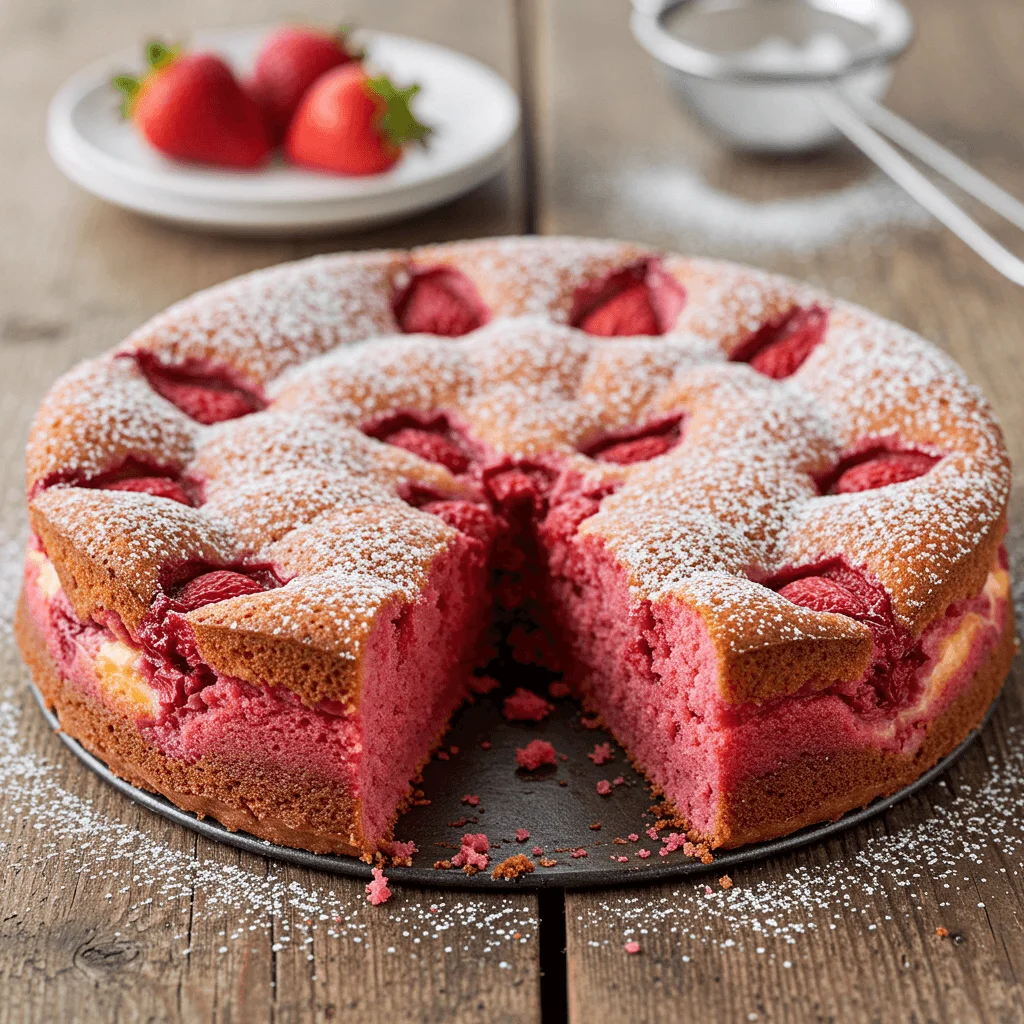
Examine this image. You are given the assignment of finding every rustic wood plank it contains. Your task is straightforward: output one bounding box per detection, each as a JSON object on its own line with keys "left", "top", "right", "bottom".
{"left": 538, "top": 0, "right": 1024, "bottom": 1019}
{"left": 0, "top": 1, "right": 539, "bottom": 1022}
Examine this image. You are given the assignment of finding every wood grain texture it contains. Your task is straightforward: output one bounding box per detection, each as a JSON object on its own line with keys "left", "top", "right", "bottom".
{"left": 0, "top": 1, "right": 539, "bottom": 1023}
{"left": 542, "top": 0, "right": 1024, "bottom": 1020}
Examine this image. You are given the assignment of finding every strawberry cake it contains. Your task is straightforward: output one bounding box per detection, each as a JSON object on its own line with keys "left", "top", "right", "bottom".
{"left": 16, "top": 237, "right": 1014, "bottom": 860}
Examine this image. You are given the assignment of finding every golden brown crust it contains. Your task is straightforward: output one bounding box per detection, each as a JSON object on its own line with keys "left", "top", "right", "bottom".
{"left": 29, "top": 487, "right": 239, "bottom": 633}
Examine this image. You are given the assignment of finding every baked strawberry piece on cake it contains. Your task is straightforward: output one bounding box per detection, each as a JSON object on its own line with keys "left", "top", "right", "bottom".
{"left": 18, "top": 237, "right": 1014, "bottom": 859}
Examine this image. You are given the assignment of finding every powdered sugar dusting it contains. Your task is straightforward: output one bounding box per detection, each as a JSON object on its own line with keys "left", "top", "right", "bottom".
{"left": 121, "top": 252, "right": 403, "bottom": 386}
{"left": 24, "top": 237, "right": 1011, "bottom": 699}
{"left": 25, "top": 356, "right": 200, "bottom": 493}
{"left": 609, "top": 166, "right": 932, "bottom": 256}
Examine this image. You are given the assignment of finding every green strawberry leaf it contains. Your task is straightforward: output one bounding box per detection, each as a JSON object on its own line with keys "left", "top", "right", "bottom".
{"left": 145, "top": 40, "right": 179, "bottom": 71}
{"left": 111, "top": 74, "right": 140, "bottom": 118}
{"left": 367, "top": 74, "right": 432, "bottom": 148}
{"left": 112, "top": 41, "right": 180, "bottom": 118}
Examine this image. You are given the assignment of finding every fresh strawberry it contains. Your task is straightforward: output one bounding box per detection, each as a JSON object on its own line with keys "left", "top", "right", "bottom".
{"left": 246, "top": 26, "right": 360, "bottom": 142}
{"left": 114, "top": 42, "right": 271, "bottom": 169}
{"left": 285, "top": 63, "right": 430, "bottom": 176}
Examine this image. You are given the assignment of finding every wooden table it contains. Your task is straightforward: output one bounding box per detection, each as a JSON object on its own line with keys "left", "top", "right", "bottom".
{"left": 2, "top": 0, "right": 1024, "bottom": 1020}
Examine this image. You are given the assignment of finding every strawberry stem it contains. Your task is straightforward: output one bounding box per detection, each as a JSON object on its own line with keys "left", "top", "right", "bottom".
{"left": 367, "top": 74, "right": 432, "bottom": 148}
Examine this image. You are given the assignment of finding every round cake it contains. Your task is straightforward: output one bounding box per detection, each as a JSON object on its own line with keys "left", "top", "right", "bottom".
{"left": 17, "top": 236, "right": 1014, "bottom": 862}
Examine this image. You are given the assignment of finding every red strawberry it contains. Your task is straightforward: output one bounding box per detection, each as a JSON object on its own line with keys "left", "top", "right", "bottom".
{"left": 570, "top": 259, "right": 686, "bottom": 338}
{"left": 114, "top": 43, "right": 271, "bottom": 169}
{"left": 105, "top": 476, "right": 193, "bottom": 505}
{"left": 832, "top": 451, "right": 937, "bottom": 494}
{"left": 384, "top": 427, "right": 470, "bottom": 474}
{"left": 393, "top": 267, "right": 489, "bottom": 336}
{"left": 580, "top": 283, "right": 660, "bottom": 336}
{"left": 733, "top": 306, "right": 829, "bottom": 379}
{"left": 136, "top": 356, "right": 263, "bottom": 425}
{"left": 176, "top": 570, "right": 266, "bottom": 611}
{"left": 285, "top": 64, "right": 430, "bottom": 176}
{"left": 776, "top": 576, "right": 867, "bottom": 618}
{"left": 149, "top": 375, "right": 259, "bottom": 425}
{"left": 596, "top": 434, "right": 676, "bottom": 464}
{"left": 246, "top": 26, "right": 359, "bottom": 142}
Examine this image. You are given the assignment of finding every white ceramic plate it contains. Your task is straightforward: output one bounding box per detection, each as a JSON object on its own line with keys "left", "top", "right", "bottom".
{"left": 47, "top": 27, "right": 521, "bottom": 234}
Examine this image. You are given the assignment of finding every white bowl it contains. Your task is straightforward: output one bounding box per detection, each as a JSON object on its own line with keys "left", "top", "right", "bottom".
{"left": 47, "top": 27, "right": 521, "bottom": 234}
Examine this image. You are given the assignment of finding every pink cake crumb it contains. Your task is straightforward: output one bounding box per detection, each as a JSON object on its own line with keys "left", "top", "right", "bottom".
{"left": 613, "top": 776, "right": 625, "bottom": 786}
{"left": 548, "top": 681, "right": 571, "bottom": 698}
{"left": 469, "top": 675, "right": 500, "bottom": 694}
{"left": 449, "top": 746, "right": 459, "bottom": 755}
{"left": 637, "top": 849, "right": 651, "bottom": 859}
{"left": 516, "top": 828, "right": 530, "bottom": 842}
{"left": 661, "top": 832, "right": 686, "bottom": 853}
{"left": 451, "top": 833, "right": 490, "bottom": 872}
{"left": 532, "top": 846, "right": 543, "bottom": 856}
{"left": 480, "top": 740, "right": 491, "bottom": 750}
{"left": 628, "top": 833, "right": 639, "bottom": 842}
{"left": 387, "top": 840, "right": 418, "bottom": 866}
{"left": 596, "top": 780, "right": 612, "bottom": 796}
{"left": 365, "top": 868, "right": 391, "bottom": 905}
{"left": 571, "top": 848, "right": 588, "bottom": 859}
{"left": 588, "top": 742, "right": 614, "bottom": 765}
{"left": 516, "top": 739, "right": 557, "bottom": 770}
{"left": 502, "top": 688, "right": 554, "bottom": 722}
{"left": 646, "top": 827, "right": 659, "bottom": 840}
{"left": 624, "top": 941, "right": 641, "bottom": 955}
{"left": 437, "top": 751, "right": 450, "bottom": 761}
{"left": 462, "top": 794, "right": 480, "bottom": 806}
{"left": 580, "top": 715, "right": 601, "bottom": 730}
{"left": 617, "top": 856, "right": 628, "bottom": 863}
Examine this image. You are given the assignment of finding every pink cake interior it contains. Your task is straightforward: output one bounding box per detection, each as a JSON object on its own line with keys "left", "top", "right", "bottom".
{"left": 356, "top": 535, "right": 490, "bottom": 845}
{"left": 537, "top": 487, "right": 1007, "bottom": 836}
